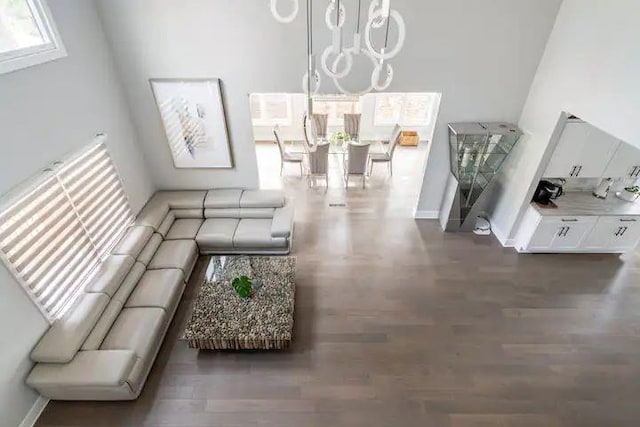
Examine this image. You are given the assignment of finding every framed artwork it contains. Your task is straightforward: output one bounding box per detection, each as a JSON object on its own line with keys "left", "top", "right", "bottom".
{"left": 150, "top": 78, "right": 233, "bottom": 168}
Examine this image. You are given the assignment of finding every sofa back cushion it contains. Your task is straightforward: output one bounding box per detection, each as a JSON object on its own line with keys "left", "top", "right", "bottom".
{"left": 84, "top": 254, "right": 135, "bottom": 297}
{"left": 204, "top": 208, "right": 274, "bottom": 219}
{"left": 240, "top": 190, "right": 285, "bottom": 208}
{"left": 31, "top": 292, "right": 109, "bottom": 363}
{"left": 81, "top": 262, "right": 147, "bottom": 350}
{"left": 112, "top": 226, "right": 153, "bottom": 259}
{"left": 205, "top": 189, "right": 243, "bottom": 208}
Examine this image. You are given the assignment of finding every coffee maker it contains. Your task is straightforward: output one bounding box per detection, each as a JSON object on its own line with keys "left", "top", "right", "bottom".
{"left": 532, "top": 180, "right": 564, "bottom": 205}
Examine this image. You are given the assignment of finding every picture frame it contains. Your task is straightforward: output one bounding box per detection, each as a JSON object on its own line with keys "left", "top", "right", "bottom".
{"left": 150, "top": 78, "right": 233, "bottom": 168}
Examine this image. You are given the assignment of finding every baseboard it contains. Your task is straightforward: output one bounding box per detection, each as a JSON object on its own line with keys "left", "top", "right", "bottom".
{"left": 413, "top": 209, "right": 439, "bottom": 219}
{"left": 491, "top": 223, "right": 515, "bottom": 247}
{"left": 19, "top": 396, "right": 49, "bottom": 427}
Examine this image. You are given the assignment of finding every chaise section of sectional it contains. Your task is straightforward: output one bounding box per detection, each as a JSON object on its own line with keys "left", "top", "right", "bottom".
{"left": 196, "top": 189, "right": 294, "bottom": 254}
{"left": 26, "top": 188, "right": 294, "bottom": 401}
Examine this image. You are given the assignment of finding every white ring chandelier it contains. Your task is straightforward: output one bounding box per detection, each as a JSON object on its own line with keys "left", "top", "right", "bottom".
{"left": 269, "top": 0, "right": 406, "bottom": 96}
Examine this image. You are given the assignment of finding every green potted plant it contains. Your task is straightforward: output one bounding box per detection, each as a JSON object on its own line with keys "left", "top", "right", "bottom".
{"left": 330, "top": 130, "right": 351, "bottom": 145}
{"left": 232, "top": 275, "right": 253, "bottom": 298}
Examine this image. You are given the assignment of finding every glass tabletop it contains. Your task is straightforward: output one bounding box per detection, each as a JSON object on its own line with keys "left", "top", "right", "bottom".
{"left": 287, "top": 139, "right": 386, "bottom": 155}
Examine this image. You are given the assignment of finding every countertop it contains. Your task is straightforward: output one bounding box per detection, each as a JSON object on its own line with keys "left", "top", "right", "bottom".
{"left": 531, "top": 191, "right": 640, "bottom": 216}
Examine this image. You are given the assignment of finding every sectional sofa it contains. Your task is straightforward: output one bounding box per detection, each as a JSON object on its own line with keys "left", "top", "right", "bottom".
{"left": 26, "top": 189, "right": 294, "bottom": 400}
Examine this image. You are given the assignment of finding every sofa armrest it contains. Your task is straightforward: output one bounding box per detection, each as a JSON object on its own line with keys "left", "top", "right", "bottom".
{"left": 27, "top": 350, "right": 137, "bottom": 389}
{"left": 271, "top": 201, "right": 294, "bottom": 238}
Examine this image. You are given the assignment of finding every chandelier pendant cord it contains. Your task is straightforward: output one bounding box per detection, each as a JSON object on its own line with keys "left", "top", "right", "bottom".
{"left": 356, "top": 0, "right": 361, "bottom": 33}
{"left": 383, "top": 3, "right": 391, "bottom": 50}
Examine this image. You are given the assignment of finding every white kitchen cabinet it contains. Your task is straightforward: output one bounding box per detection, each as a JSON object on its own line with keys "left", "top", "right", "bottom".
{"left": 516, "top": 209, "right": 597, "bottom": 252}
{"left": 602, "top": 142, "right": 640, "bottom": 179}
{"left": 582, "top": 216, "right": 640, "bottom": 251}
{"left": 544, "top": 121, "right": 620, "bottom": 178}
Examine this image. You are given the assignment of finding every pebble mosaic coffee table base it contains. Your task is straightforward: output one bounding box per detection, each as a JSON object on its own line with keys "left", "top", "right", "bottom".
{"left": 184, "top": 256, "right": 295, "bottom": 350}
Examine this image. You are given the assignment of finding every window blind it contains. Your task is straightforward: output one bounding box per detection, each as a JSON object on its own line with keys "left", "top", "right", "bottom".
{"left": 0, "top": 140, "right": 132, "bottom": 319}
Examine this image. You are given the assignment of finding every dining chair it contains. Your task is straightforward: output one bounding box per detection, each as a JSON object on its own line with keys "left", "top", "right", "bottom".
{"left": 369, "top": 124, "right": 402, "bottom": 177}
{"left": 344, "top": 141, "right": 371, "bottom": 189}
{"left": 344, "top": 113, "right": 361, "bottom": 140}
{"left": 273, "top": 125, "right": 304, "bottom": 176}
{"left": 303, "top": 115, "right": 329, "bottom": 190}
{"left": 311, "top": 113, "right": 328, "bottom": 139}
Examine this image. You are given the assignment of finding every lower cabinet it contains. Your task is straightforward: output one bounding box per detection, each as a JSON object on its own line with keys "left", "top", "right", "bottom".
{"left": 524, "top": 216, "right": 596, "bottom": 251}
{"left": 516, "top": 208, "right": 640, "bottom": 253}
{"left": 582, "top": 216, "right": 640, "bottom": 251}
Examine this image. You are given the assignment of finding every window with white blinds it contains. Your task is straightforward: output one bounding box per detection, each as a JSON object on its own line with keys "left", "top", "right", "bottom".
{"left": 0, "top": 140, "right": 132, "bottom": 320}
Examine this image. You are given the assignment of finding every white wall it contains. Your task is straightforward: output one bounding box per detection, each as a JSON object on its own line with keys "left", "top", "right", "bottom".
{"left": 95, "top": 0, "right": 561, "bottom": 203}
{"left": 490, "top": 0, "right": 640, "bottom": 242}
{"left": 0, "top": 1, "right": 154, "bottom": 425}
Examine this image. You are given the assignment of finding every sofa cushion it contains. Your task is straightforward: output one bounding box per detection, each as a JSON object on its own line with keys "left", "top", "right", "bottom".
{"left": 240, "top": 190, "right": 285, "bottom": 208}
{"left": 137, "top": 233, "right": 163, "bottom": 266}
{"left": 147, "top": 239, "right": 198, "bottom": 278}
{"left": 165, "top": 219, "right": 204, "bottom": 240}
{"left": 31, "top": 293, "right": 109, "bottom": 363}
{"left": 204, "top": 208, "right": 241, "bottom": 218}
{"left": 112, "top": 261, "right": 146, "bottom": 304}
{"left": 84, "top": 254, "right": 135, "bottom": 297}
{"left": 205, "top": 189, "right": 243, "bottom": 209}
{"left": 125, "top": 269, "right": 184, "bottom": 311}
{"left": 80, "top": 261, "right": 147, "bottom": 351}
{"left": 155, "top": 190, "right": 206, "bottom": 209}
{"left": 112, "top": 226, "right": 153, "bottom": 259}
{"left": 172, "top": 209, "right": 203, "bottom": 219}
{"left": 233, "top": 219, "right": 288, "bottom": 248}
{"left": 271, "top": 202, "right": 295, "bottom": 238}
{"left": 135, "top": 199, "right": 169, "bottom": 231}
{"left": 157, "top": 212, "right": 175, "bottom": 238}
{"left": 81, "top": 300, "right": 123, "bottom": 351}
{"left": 27, "top": 349, "right": 137, "bottom": 389}
{"left": 101, "top": 307, "right": 165, "bottom": 360}
{"left": 196, "top": 218, "right": 239, "bottom": 250}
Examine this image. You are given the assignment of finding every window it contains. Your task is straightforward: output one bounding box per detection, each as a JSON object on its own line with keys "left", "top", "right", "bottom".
{"left": 0, "top": 0, "right": 66, "bottom": 74}
{"left": 0, "top": 140, "right": 132, "bottom": 320}
{"left": 373, "top": 93, "right": 436, "bottom": 126}
{"left": 313, "top": 94, "right": 360, "bottom": 125}
{"left": 250, "top": 93, "right": 292, "bottom": 126}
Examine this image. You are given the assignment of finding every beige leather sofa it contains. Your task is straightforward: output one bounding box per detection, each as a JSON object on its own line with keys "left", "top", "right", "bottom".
{"left": 26, "top": 189, "right": 294, "bottom": 400}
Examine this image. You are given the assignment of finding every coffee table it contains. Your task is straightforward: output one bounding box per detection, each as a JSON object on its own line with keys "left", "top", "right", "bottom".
{"left": 184, "top": 256, "right": 296, "bottom": 350}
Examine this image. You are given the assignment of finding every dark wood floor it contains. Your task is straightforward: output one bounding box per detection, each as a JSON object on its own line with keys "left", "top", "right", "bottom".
{"left": 37, "top": 145, "right": 640, "bottom": 426}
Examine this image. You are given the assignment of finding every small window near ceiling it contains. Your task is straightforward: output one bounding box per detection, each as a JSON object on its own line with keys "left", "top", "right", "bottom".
{"left": 250, "top": 93, "right": 292, "bottom": 126}
{"left": 0, "top": 0, "right": 66, "bottom": 74}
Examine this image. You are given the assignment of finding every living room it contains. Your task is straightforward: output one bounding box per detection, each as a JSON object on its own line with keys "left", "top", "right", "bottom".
{"left": 1, "top": 1, "right": 640, "bottom": 427}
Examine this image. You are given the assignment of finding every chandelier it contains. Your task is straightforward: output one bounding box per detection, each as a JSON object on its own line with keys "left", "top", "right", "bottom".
{"left": 269, "top": 0, "right": 406, "bottom": 98}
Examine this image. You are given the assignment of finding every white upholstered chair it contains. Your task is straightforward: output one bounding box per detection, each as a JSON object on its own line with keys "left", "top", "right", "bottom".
{"left": 273, "top": 125, "right": 304, "bottom": 176}
{"left": 344, "top": 141, "right": 371, "bottom": 189}
{"left": 369, "top": 124, "right": 402, "bottom": 177}
{"left": 344, "top": 113, "right": 361, "bottom": 140}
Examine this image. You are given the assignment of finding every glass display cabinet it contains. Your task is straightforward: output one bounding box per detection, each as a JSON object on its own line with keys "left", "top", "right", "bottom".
{"left": 440, "top": 122, "right": 522, "bottom": 231}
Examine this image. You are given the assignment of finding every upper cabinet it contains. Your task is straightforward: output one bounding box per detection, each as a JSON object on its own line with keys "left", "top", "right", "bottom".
{"left": 602, "top": 142, "right": 640, "bottom": 179}
{"left": 543, "top": 121, "right": 620, "bottom": 178}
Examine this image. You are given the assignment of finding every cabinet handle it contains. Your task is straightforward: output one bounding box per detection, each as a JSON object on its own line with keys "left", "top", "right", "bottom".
{"left": 630, "top": 166, "right": 638, "bottom": 178}
{"left": 563, "top": 226, "right": 570, "bottom": 236}
{"left": 621, "top": 226, "right": 628, "bottom": 236}
{"left": 635, "top": 167, "right": 640, "bottom": 177}
{"left": 615, "top": 226, "right": 623, "bottom": 236}
{"left": 576, "top": 166, "right": 583, "bottom": 176}
{"left": 619, "top": 218, "right": 637, "bottom": 222}
{"left": 569, "top": 166, "right": 576, "bottom": 177}
{"left": 561, "top": 218, "right": 578, "bottom": 222}
{"left": 557, "top": 226, "right": 566, "bottom": 237}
